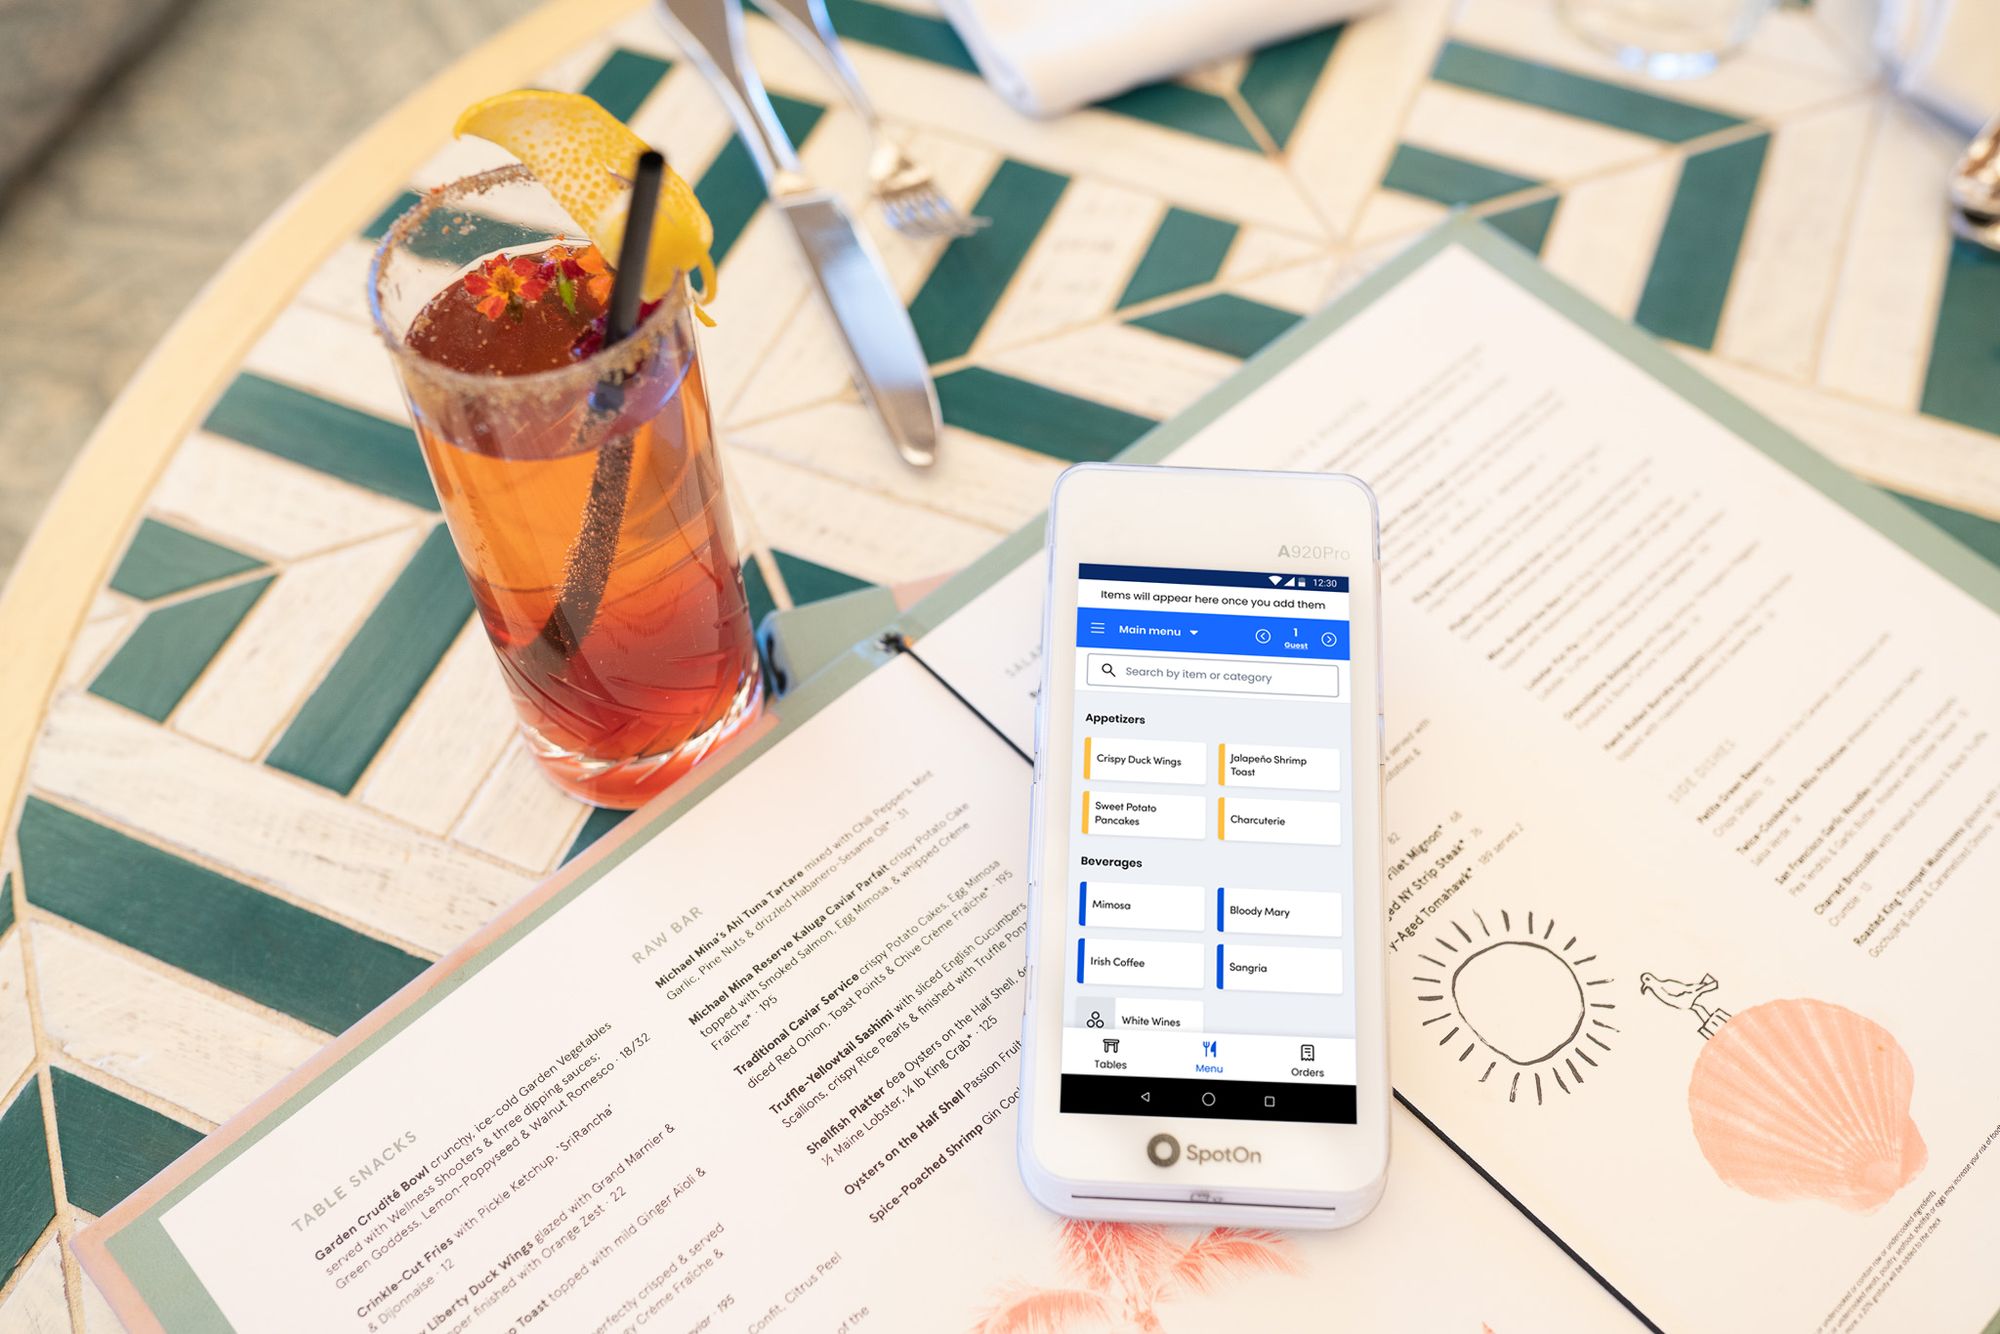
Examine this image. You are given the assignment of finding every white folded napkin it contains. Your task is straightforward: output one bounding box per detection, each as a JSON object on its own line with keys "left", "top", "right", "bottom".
{"left": 1877, "top": 0, "right": 2000, "bottom": 133}
{"left": 934, "top": 0, "right": 1385, "bottom": 118}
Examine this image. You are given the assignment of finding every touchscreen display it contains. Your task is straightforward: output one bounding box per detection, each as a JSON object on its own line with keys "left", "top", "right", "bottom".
{"left": 1058, "top": 563, "right": 1356, "bottom": 1124}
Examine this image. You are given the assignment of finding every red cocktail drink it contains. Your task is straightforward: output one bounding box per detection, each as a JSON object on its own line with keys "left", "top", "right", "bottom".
{"left": 372, "top": 166, "right": 761, "bottom": 808}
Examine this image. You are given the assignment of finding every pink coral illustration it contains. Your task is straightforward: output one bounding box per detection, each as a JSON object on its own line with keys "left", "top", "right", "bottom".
{"left": 972, "top": 1221, "right": 1296, "bottom": 1333}
{"left": 1642, "top": 974, "right": 1926, "bottom": 1211}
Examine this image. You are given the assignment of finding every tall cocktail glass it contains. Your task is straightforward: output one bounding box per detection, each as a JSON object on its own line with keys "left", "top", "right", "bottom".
{"left": 371, "top": 165, "right": 761, "bottom": 809}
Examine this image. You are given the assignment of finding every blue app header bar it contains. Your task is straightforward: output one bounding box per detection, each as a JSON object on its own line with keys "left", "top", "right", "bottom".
{"left": 1076, "top": 607, "right": 1350, "bottom": 660}
{"left": 1080, "top": 563, "right": 1349, "bottom": 593}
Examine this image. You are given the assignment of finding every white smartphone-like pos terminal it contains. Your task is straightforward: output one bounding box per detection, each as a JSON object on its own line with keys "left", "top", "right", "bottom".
{"left": 1017, "top": 463, "right": 1390, "bottom": 1229}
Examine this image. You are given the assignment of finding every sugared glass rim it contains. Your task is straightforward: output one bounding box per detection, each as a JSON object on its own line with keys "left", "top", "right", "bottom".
{"left": 367, "top": 163, "right": 691, "bottom": 396}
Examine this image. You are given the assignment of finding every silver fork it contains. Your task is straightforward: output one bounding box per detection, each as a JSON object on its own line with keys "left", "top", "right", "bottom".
{"left": 752, "top": 0, "right": 988, "bottom": 238}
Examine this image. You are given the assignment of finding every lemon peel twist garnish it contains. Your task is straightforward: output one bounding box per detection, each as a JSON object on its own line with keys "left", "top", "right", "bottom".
{"left": 454, "top": 90, "right": 717, "bottom": 324}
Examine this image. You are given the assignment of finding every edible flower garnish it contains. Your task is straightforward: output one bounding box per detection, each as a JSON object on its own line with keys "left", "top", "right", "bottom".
{"left": 462, "top": 254, "right": 549, "bottom": 321}
{"left": 539, "top": 244, "right": 614, "bottom": 316}
{"left": 569, "top": 245, "right": 614, "bottom": 306}
{"left": 454, "top": 91, "right": 717, "bottom": 318}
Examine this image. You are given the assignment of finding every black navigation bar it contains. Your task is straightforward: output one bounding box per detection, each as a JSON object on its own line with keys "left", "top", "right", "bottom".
{"left": 1061, "top": 1074, "right": 1358, "bottom": 1124}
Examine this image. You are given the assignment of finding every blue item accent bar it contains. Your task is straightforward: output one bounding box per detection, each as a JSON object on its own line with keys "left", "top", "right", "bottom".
{"left": 1076, "top": 607, "right": 1349, "bottom": 659}
{"left": 1077, "top": 938, "right": 1086, "bottom": 984}
{"left": 1079, "top": 882, "right": 1087, "bottom": 926}
{"left": 1217, "top": 888, "right": 1225, "bottom": 931}
{"left": 1215, "top": 944, "right": 1225, "bottom": 988}
{"left": 1080, "top": 563, "right": 1347, "bottom": 591}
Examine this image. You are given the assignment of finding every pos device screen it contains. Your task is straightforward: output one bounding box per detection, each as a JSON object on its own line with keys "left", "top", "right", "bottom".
{"left": 1058, "top": 563, "right": 1357, "bottom": 1125}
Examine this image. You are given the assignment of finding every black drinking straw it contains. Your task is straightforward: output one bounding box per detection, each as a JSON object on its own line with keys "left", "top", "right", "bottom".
{"left": 537, "top": 150, "right": 666, "bottom": 663}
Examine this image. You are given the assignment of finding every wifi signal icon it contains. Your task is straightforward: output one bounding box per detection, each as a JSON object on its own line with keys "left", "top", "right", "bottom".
{"left": 1267, "top": 575, "right": 1283, "bottom": 585}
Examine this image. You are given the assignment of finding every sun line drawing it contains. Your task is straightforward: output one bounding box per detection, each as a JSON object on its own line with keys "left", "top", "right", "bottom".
{"left": 1411, "top": 908, "right": 1616, "bottom": 1105}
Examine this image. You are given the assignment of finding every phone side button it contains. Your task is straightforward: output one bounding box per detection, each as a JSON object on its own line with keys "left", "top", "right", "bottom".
{"left": 1377, "top": 713, "right": 1385, "bottom": 766}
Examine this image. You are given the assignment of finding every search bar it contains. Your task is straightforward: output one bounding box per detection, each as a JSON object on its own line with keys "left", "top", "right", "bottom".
{"left": 1088, "top": 652, "right": 1344, "bottom": 699}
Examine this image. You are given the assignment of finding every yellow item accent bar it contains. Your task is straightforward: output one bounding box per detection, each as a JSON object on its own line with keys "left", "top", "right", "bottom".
{"left": 1083, "top": 738, "right": 1091, "bottom": 780}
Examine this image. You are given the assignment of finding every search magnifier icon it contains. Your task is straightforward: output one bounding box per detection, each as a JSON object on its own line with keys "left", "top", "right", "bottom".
{"left": 1100, "top": 662, "right": 1116, "bottom": 678}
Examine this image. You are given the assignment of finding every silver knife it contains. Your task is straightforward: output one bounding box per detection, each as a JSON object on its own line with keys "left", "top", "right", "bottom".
{"left": 655, "top": 0, "right": 941, "bottom": 467}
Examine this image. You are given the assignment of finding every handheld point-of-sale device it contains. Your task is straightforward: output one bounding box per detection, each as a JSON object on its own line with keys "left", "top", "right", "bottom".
{"left": 1018, "top": 463, "right": 1390, "bottom": 1229}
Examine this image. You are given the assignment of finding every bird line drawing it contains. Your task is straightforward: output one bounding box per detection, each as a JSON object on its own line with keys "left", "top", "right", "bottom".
{"left": 1638, "top": 971, "right": 1731, "bottom": 1038}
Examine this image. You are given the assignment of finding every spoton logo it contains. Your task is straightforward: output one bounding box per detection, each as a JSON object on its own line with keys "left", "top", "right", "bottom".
{"left": 1145, "top": 1133, "right": 1180, "bottom": 1167}
{"left": 1274, "top": 543, "right": 1348, "bottom": 561}
{"left": 1185, "top": 1144, "right": 1263, "bottom": 1165}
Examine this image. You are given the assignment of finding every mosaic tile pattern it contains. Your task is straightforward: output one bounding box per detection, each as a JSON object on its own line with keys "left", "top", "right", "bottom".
{"left": 6, "top": 0, "right": 2000, "bottom": 1321}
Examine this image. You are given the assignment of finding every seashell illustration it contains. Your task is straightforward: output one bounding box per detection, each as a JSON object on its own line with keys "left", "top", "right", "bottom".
{"left": 1685, "top": 998, "right": 1925, "bottom": 1212}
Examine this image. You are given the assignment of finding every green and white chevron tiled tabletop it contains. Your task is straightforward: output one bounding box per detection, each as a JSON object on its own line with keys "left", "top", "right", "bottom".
{"left": 5, "top": 0, "right": 2000, "bottom": 1324}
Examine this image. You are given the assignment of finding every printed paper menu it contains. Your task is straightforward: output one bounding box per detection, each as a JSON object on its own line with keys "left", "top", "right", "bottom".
{"left": 120, "top": 655, "right": 1624, "bottom": 1333}
{"left": 917, "top": 241, "right": 2000, "bottom": 1330}
{"left": 81, "top": 228, "right": 2000, "bottom": 1332}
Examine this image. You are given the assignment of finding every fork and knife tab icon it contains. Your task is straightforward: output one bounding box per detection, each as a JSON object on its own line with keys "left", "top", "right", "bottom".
{"left": 657, "top": 0, "right": 977, "bottom": 468}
